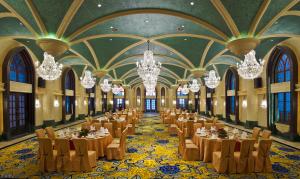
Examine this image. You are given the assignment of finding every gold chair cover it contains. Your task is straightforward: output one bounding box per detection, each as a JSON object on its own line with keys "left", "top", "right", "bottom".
{"left": 72, "top": 139, "right": 97, "bottom": 172}
{"left": 234, "top": 139, "right": 256, "bottom": 173}
{"left": 252, "top": 127, "right": 261, "bottom": 140}
{"left": 38, "top": 138, "right": 57, "bottom": 172}
{"left": 253, "top": 139, "right": 272, "bottom": 173}
{"left": 212, "top": 139, "right": 236, "bottom": 173}
{"left": 55, "top": 138, "right": 74, "bottom": 172}
{"left": 45, "top": 127, "right": 56, "bottom": 140}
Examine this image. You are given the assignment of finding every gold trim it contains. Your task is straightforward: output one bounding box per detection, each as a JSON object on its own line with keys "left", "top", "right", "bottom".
{"left": 25, "top": 0, "right": 47, "bottom": 35}
{"left": 84, "top": 41, "right": 100, "bottom": 69}
{"left": 203, "top": 49, "right": 228, "bottom": 68}
{"left": 93, "top": 69, "right": 108, "bottom": 78}
{"left": 69, "top": 49, "right": 96, "bottom": 69}
{"left": 226, "top": 38, "right": 260, "bottom": 55}
{"left": 200, "top": 40, "right": 214, "bottom": 67}
{"left": 0, "top": 1, "right": 38, "bottom": 36}
{"left": 104, "top": 40, "right": 147, "bottom": 69}
{"left": 113, "top": 69, "right": 117, "bottom": 79}
{"left": 151, "top": 40, "right": 195, "bottom": 68}
{"left": 67, "top": 9, "right": 229, "bottom": 41}
{"left": 284, "top": 10, "right": 300, "bottom": 16}
{"left": 260, "top": 34, "right": 300, "bottom": 39}
{"left": 56, "top": 0, "right": 84, "bottom": 38}
{"left": 248, "top": 0, "right": 271, "bottom": 35}
{"left": 257, "top": 0, "right": 299, "bottom": 36}
{"left": 0, "top": 12, "right": 14, "bottom": 18}
{"left": 190, "top": 68, "right": 206, "bottom": 78}
{"left": 36, "top": 38, "right": 69, "bottom": 56}
{"left": 183, "top": 69, "right": 187, "bottom": 79}
{"left": 211, "top": 0, "right": 240, "bottom": 37}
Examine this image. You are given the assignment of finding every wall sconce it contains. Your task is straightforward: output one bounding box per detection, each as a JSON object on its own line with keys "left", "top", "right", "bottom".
{"left": 261, "top": 95, "right": 267, "bottom": 109}
{"left": 188, "top": 100, "right": 192, "bottom": 104}
{"left": 83, "top": 99, "right": 87, "bottom": 106}
{"left": 125, "top": 100, "right": 129, "bottom": 105}
{"left": 214, "top": 100, "right": 218, "bottom": 106}
{"left": 172, "top": 100, "right": 176, "bottom": 105}
{"left": 109, "top": 100, "right": 113, "bottom": 105}
{"left": 161, "top": 99, "right": 165, "bottom": 105}
{"left": 53, "top": 98, "right": 59, "bottom": 107}
{"left": 35, "top": 98, "right": 41, "bottom": 108}
{"left": 137, "top": 98, "right": 141, "bottom": 106}
{"left": 242, "top": 98, "right": 247, "bottom": 108}
{"left": 223, "top": 101, "right": 226, "bottom": 106}
{"left": 75, "top": 100, "right": 78, "bottom": 106}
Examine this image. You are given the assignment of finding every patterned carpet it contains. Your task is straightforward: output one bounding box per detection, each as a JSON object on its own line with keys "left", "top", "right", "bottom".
{"left": 0, "top": 114, "right": 300, "bottom": 178}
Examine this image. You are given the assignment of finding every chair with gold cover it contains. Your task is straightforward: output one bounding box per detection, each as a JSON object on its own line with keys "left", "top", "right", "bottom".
{"left": 38, "top": 138, "right": 57, "bottom": 172}
{"left": 72, "top": 138, "right": 97, "bottom": 172}
{"left": 178, "top": 129, "right": 199, "bottom": 161}
{"left": 253, "top": 139, "right": 272, "bottom": 173}
{"left": 212, "top": 139, "right": 236, "bottom": 173}
{"left": 234, "top": 139, "right": 256, "bottom": 173}
{"left": 106, "top": 127, "right": 128, "bottom": 160}
{"left": 45, "top": 127, "right": 56, "bottom": 140}
{"left": 55, "top": 138, "right": 75, "bottom": 172}
{"left": 252, "top": 127, "right": 261, "bottom": 141}
{"left": 35, "top": 129, "right": 46, "bottom": 138}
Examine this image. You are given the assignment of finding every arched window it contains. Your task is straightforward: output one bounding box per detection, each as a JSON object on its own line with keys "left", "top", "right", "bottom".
{"left": 176, "top": 86, "right": 188, "bottom": 109}
{"left": 267, "top": 46, "right": 298, "bottom": 140}
{"left": 3, "top": 47, "right": 35, "bottom": 139}
{"left": 62, "top": 68, "right": 76, "bottom": 122}
{"left": 145, "top": 88, "right": 157, "bottom": 112}
{"left": 225, "top": 68, "right": 239, "bottom": 123}
{"left": 113, "top": 87, "right": 125, "bottom": 111}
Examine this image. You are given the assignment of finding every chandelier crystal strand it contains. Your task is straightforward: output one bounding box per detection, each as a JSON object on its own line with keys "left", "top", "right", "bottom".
{"left": 204, "top": 70, "right": 220, "bottom": 89}
{"left": 100, "top": 79, "right": 111, "bottom": 92}
{"left": 80, "top": 70, "right": 96, "bottom": 89}
{"left": 237, "top": 50, "right": 264, "bottom": 79}
{"left": 189, "top": 79, "right": 200, "bottom": 92}
{"left": 35, "top": 52, "right": 63, "bottom": 80}
{"left": 180, "top": 84, "right": 190, "bottom": 95}
{"left": 112, "top": 84, "right": 123, "bottom": 95}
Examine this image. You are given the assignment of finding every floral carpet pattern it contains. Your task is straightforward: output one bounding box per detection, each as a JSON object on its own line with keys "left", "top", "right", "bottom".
{"left": 0, "top": 114, "right": 300, "bottom": 178}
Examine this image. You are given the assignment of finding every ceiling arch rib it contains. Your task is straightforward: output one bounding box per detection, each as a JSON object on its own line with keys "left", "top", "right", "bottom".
{"left": 67, "top": 9, "right": 229, "bottom": 41}
{"left": 199, "top": 40, "right": 214, "bottom": 67}
{"left": 248, "top": 0, "right": 271, "bottom": 35}
{"left": 83, "top": 41, "right": 100, "bottom": 69}
{"left": 68, "top": 48, "right": 96, "bottom": 70}
{"left": 25, "top": 0, "right": 47, "bottom": 35}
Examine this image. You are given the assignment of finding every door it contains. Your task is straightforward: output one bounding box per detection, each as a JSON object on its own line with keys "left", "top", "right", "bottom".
{"left": 145, "top": 99, "right": 156, "bottom": 112}
{"left": 8, "top": 92, "right": 28, "bottom": 136}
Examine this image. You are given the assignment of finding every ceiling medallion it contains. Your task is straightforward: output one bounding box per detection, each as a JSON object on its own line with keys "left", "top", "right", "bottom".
{"left": 189, "top": 79, "right": 200, "bottom": 92}
{"left": 190, "top": 68, "right": 206, "bottom": 78}
{"left": 80, "top": 70, "right": 96, "bottom": 89}
{"left": 226, "top": 37, "right": 260, "bottom": 55}
{"left": 100, "top": 79, "right": 111, "bottom": 92}
{"left": 237, "top": 50, "right": 264, "bottom": 79}
{"left": 204, "top": 70, "right": 220, "bottom": 89}
{"left": 35, "top": 52, "right": 63, "bottom": 80}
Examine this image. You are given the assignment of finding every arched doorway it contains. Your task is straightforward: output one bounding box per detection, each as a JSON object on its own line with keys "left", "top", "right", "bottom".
{"left": 62, "top": 68, "right": 76, "bottom": 123}
{"left": 136, "top": 87, "right": 141, "bottom": 107}
{"left": 267, "top": 46, "right": 298, "bottom": 140}
{"left": 225, "top": 68, "right": 239, "bottom": 124}
{"left": 161, "top": 87, "right": 166, "bottom": 107}
{"left": 144, "top": 89, "right": 157, "bottom": 112}
{"left": 176, "top": 86, "right": 188, "bottom": 110}
{"left": 206, "top": 87, "right": 214, "bottom": 116}
{"left": 2, "top": 47, "right": 35, "bottom": 139}
{"left": 113, "top": 87, "right": 125, "bottom": 111}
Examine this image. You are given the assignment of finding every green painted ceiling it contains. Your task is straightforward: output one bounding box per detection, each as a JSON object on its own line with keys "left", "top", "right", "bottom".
{"left": 0, "top": 0, "right": 299, "bottom": 87}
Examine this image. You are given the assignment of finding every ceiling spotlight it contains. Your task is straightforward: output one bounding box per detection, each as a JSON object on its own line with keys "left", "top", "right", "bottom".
{"left": 181, "top": 25, "right": 185, "bottom": 28}
{"left": 26, "top": 40, "right": 30, "bottom": 43}
{"left": 270, "top": 39, "right": 274, "bottom": 42}
{"left": 97, "top": 3, "right": 102, "bottom": 7}
{"left": 19, "top": 22, "right": 23, "bottom": 26}
{"left": 145, "top": 19, "right": 149, "bottom": 23}
{"left": 190, "top": 2, "right": 194, "bottom": 5}
{"left": 184, "top": 38, "right": 187, "bottom": 41}
{"left": 109, "top": 38, "right": 113, "bottom": 41}
{"left": 110, "top": 26, "right": 114, "bottom": 29}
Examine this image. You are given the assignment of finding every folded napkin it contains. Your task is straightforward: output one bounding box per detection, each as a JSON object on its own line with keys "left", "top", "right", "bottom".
{"left": 233, "top": 128, "right": 239, "bottom": 134}
{"left": 90, "top": 126, "right": 96, "bottom": 131}
{"left": 241, "top": 131, "right": 248, "bottom": 139}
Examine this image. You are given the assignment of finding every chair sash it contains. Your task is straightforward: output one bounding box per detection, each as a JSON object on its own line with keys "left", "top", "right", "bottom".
{"left": 255, "top": 139, "right": 272, "bottom": 172}
{"left": 262, "top": 130, "right": 271, "bottom": 139}
{"left": 104, "top": 122, "right": 113, "bottom": 135}
{"left": 55, "top": 139, "right": 72, "bottom": 172}
{"left": 38, "top": 138, "right": 56, "bottom": 172}
{"left": 219, "top": 139, "right": 236, "bottom": 173}
{"left": 72, "top": 139, "right": 91, "bottom": 171}
{"left": 35, "top": 129, "right": 46, "bottom": 138}
{"left": 252, "top": 127, "right": 261, "bottom": 140}
{"left": 237, "top": 139, "right": 255, "bottom": 173}
{"left": 45, "top": 127, "right": 56, "bottom": 140}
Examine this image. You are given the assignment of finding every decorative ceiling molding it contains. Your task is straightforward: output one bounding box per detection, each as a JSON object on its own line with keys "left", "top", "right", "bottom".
{"left": 284, "top": 10, "right": 300, "bottom": 16}
{"left": 25, "top": 0, "right": 47, "bottom": 35}
{"left": 58, "top": 55, "right": 93, "bottom": 66}
{"left": 113, "top": 69, "right": 117, "bottom": 79}
{"left": 67, "top": 9, "right": 229, "bottom": 41}
{"left": 0, "top": 12, "right": 15, "bottom": 19}
{"left": 129, "top": 76, "right": 172, "bottom": 87}
{"left": 151, "top": 40, "right": 195, "bottom": 68}
{"left": 211, "top": 0, "right": 240, "bottom": 37}
{"left": 248, "top": 0, "right": 271, "bottom": 35}
{"left": 109, "top": 54, "right": 190, "bottom": 70}
{"left": 203, "top": 48, "right": 229, "bottom": 68}
{"left": 83, "top": 41, "right": 100, "bottom": 69}
{"left": 199, "top": 40, "right": 214, "bottom": 67}
{"left": 259, "top": 34, "right": 300, "bottom": 39}
{"left": 121, "top": 68, "right": 178, "bottom": 81}
{"left": 69, "top": 48, "right": 96, "bottom": 69}
{"left": 205, "top": 54, "right": 240, "bottom": 68}
{"left": 257, "top": 0, "right": 300, "bottom": 36}
{"left": 103, "top": 39, "right": 147, "bottom": 69}
{"left": 56, "top": 0, "right": 84, "bottom": 38}
{"left": 0, "top": 35, "right": 36, "bottom": 40}
{"left": 183, "top": 69, "right": 187, "bottom": 79}
{"left": 0, "top": 1, "right": 38, "bottom": 36}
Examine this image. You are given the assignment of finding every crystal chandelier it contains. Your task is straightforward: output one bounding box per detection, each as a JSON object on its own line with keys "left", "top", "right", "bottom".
{"left": 112, "top": 84, "right": 124, "bottom": 95}
{"left": 237, "top": 50, "right": 264, "bottom": 79}
{"left": 80, "top": 70, "right": 96, "bottom": 89}
{"left": 35, "top": 52, "right": 63, "bottom": 80}
{"left": 100, "top": 79, "right": 111, "bottom": 92}
{"left": 189, "top": 79, "right": 200, "bottom": 92}
{"left": 204, "top": 70, "right": 220, "bottom": 89}
{"left": 178, "top": 84, "right": 189, "bottom": 95}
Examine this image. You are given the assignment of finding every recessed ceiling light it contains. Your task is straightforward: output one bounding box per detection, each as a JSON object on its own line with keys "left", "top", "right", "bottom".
{"left": 190, "top": 2, "right": 194, "bottom": 5}
{"left": 184, "top": 38, "right": 187, "bottom": 41}
{"left": 270, "top": 39, "right": 274, "bottom": 42}
{"left": 97, "top": 3, "right": 102, "bottom": 7}
{"left": 19, "top": 22, "right": 23, "bottom": 26}
{"left": 26, "top": 40, "right": 30, "bottom": 43}
{"left": 145, "top": 19, "right": 149, "bottom": 23}
{"left": 181, "top": 25, "right": 185, "bottom": 28}
{"left": 110, "top": 26, "right": 114, "bottom": 29}
{"left": 109, "top": 38, "right": 113, "bottom": 41}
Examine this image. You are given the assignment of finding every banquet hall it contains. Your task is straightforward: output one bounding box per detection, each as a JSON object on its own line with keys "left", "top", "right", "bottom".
{"left": 0, "top": 0, "right": 300, "bottom": 178}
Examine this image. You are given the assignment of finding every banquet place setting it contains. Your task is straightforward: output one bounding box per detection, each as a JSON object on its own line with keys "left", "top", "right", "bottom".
{"left": 1, "top": 0, "right": 300, "bottom": 178}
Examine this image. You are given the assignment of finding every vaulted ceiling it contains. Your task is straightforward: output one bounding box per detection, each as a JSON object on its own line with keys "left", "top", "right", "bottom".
{"left": 0, "top": 0, "right": 299, "bottom": 87}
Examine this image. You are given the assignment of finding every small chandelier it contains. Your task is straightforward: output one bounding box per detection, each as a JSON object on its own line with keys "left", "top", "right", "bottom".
{"left": 100, "top": 79, "right": 111, "bottom": 92}
{"left": 237, "top": 50, "right": 264, "bottom": 79}
{"left": 35, "top": 52, "right": 63, "bottom": 80}
{"left": 189, "top": 79, "right": 200, "bottom": 92}
{"left": 80, "top": 70, "right": 96, "bottom": 89}
{"left": 204, "top": 70, "right": 220, "bottom": 89}
{"left": 178, "top": 84, "right": 189, "bottom": 95}
{"left": 112, "top": 84, "right": 123, "bottom": 95}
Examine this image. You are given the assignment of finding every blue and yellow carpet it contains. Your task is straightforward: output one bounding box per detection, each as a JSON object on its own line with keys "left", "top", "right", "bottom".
{"left": 0, "top": 115, "right": 300, "bottom": 178}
